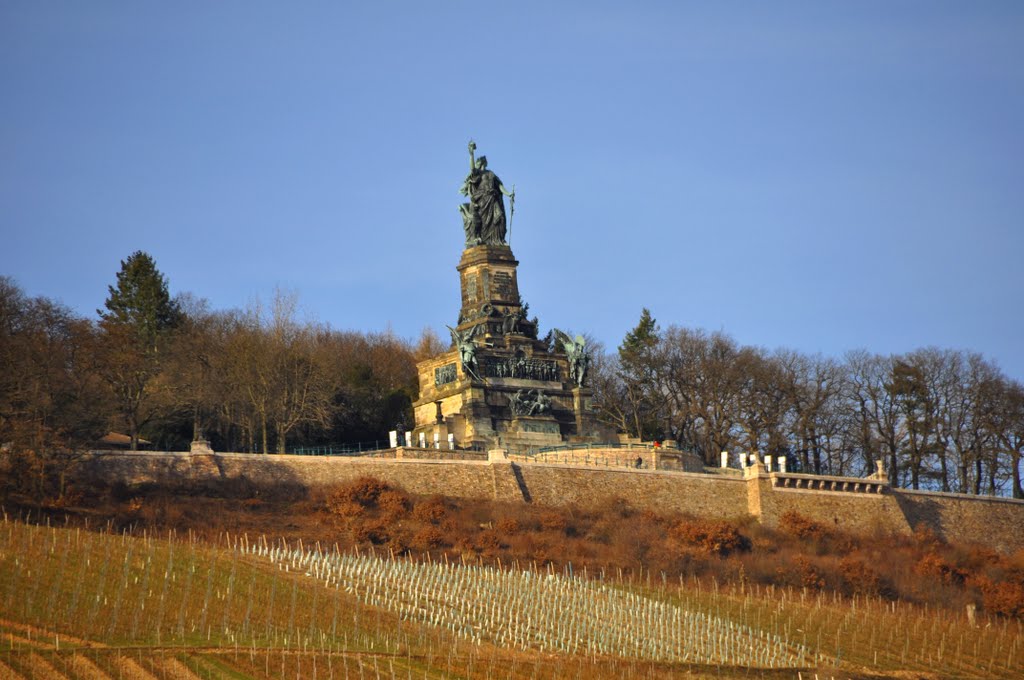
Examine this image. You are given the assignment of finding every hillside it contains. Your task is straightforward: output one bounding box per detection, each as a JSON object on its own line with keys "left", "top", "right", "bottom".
{"left": 1, "top": 516, "right": 1021, "bottom": 679}
{"left": 2, "top": 477, "right": 1023, "bottom": 678}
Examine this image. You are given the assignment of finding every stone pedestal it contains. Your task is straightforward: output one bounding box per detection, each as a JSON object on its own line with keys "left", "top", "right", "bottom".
{"left": 455, "top": 245, "right": 536, "bottom": 338}
{"left": 190, "top": 439, "right": 214, "bottom": 455}
{"left": 412, "top": 244, "right": 599, "bottom": 452}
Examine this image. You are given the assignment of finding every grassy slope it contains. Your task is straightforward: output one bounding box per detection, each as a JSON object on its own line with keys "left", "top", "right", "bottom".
{"left": 1, "top": 518, "right": 1021, "bottom": 679}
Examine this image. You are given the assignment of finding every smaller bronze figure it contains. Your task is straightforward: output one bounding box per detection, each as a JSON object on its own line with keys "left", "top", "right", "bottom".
{"left": 508, "top": 389, "right": 551, "bottom": 417}
{"left": 501, "top": 307, "right": 524, "bottom": 335}
{"left": 554, "top": 329, "right": 590, "bottom": 387}
{"left": 447, "top": 324, "right": 484, "bottom": 381}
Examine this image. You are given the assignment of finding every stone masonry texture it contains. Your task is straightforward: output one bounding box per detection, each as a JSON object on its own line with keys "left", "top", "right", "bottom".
{"left": 75, "top": 451, "right": 1024, "bottom": 553}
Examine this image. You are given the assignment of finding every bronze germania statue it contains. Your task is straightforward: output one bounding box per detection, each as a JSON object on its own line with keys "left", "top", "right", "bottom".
{"left": 459, "top": 140, "right": 515, "bottom": 247}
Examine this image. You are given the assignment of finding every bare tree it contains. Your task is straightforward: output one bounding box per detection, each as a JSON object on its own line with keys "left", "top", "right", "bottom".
{"left": 846, "top": 351, "right": 905, "bottom": 485}
{"left": 0, "top": 279, "right": 108, "bottom": 502}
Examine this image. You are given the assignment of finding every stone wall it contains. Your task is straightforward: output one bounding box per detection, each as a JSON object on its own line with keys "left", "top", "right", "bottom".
{"left": 893, "top": 489, "right": 1024, "bottom": 554}
{"left": 78, "top": 451, "right": 498, "bottom": 502}
{"left": 524, "top": 447, "right": 704, "bottom": 473}
{"left": 752, "top": 474, "right": 914, "bottom": 537}
{"left": 751, "top": 473, "right": 1024, "bottom": 553}
{"left": 74, "top": 450, "right": 1024, "bottom": 553}
{"left": 514, "top": 464, "right": 749, "bottom": 518}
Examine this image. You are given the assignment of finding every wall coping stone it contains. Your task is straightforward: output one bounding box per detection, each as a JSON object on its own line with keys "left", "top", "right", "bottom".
{"left": 518, "top": 461, "right": 747, "bottom": 482}
{"left": 895, "top": 487, "right": 1024, "bottom": 505}
{"left": 772, "top": 472, "right": 890, "bottom": 486}
{"left": 770, "top": 485, "right": 889, "bottom": 498}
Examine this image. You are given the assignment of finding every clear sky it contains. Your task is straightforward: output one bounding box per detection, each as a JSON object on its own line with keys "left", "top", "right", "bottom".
{"left": 2, "top": 3, "right": 1022, "bottom": 380}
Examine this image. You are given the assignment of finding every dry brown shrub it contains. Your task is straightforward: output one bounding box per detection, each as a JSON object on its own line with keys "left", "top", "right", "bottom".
{"left": 670, "top": 520, "right": 751, "bottom": 557}
{"left": 378, "top": 489, "right": 411, "bottom": 519}
{"left": 412, "top": 496, "right": 448, "bottom": 524}
{"left": 411, "top": 526, "right": 448, "bottom": 550}
{"left": 496, "top": 517, "right": 523, "bottom": 536}
{"left": 915, "top": 552, "right": 968, "bottom": 585}
{"left": 538, "top": 510, "right": 567, "bottom": 533}
{"left": 327, "top": 477, "right": 395, "bottom": 516}
{"left": 386, "top": 535, "right": 409, "bottom": 555}
{"left": 795, "top": 556, "right": 826, "bottom": 591}
{"left": 331, "top": 500, "right": 364, "bottom": 518}
{"left": 972, "top": 577, "right": 1024, "bottom": 618}
{"left": 639, "top": 509, "right": 666, "bottom": 525}
{"left": 838, "top": 556, "right": 885, "bottom": 596}
{"left": 912, "top": 524, "right": 944, "bottom": 549}
{"left": 353, "top": 519, "right": 389, "bottom": 545}
{"left": 1004, "top": 550, "right": 1024, "bottom": 586}
{"left": 597, "top": 497, "right": 634, "bottom": 519}
{"left": 779, "top": 511, "right": 832, "bottom": 540}
{"left": 585, "top": 517, "right": 614, "bottom": 545}
{"left": 476, "top": 529, "right": 503, "bottom": 553}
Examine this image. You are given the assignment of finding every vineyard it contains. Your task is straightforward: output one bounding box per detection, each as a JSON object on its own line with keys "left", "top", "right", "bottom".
{"left": 0, "top": 515, "right": 1021, "bottom": 679}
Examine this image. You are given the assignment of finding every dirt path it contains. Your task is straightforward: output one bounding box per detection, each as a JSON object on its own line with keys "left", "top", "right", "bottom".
{"left": 0, "top": 618, "right": 104, "bottom": 649}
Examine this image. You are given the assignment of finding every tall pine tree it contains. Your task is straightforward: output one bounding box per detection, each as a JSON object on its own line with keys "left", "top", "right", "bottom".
{"left": 616, "top": 308, "right": 663, "bottom": 440}
{"left": 99, "top": 251, "right": 181, "bottom": 350}
{"left": 98, "top": 251, "right": 181, "bottom": 449}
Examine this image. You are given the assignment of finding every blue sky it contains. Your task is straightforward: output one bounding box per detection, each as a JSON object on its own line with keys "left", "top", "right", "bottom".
{"left": 2, "top": 2, "right": 1022, "bottom": 380}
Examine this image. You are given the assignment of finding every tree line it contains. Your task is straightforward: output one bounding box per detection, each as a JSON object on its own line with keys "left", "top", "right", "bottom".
{"left": 0, "top": 253, "right": 440, "bottom": 478}
{"left": 3, "top": 255, "right": 1021, "bottom": 500}
{"left": 591, "top": 309, "right": 1024, "bottom": 498}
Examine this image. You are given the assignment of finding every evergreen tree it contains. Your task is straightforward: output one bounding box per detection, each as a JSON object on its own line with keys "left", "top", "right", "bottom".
{"left": 97, "top": 251, "right": 181, "bottom": 449}
{"left": 99, "top": 251, "right": 181, "bottom": 349}
{"left": 615, "top": 308, "right": 663, "bottom": 440}
{"left": 618, "top": 307, "right": 659, "bottom": 369}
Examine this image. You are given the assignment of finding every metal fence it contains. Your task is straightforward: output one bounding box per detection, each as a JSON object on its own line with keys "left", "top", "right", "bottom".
{"left": 527, "top": 442, "right": 673, "bottom": 455}
{"left": 289, "top": 441, "right": 388, "bottom": 456}
{"left": 508, "top": 451, "right": 654, "bottom": 470}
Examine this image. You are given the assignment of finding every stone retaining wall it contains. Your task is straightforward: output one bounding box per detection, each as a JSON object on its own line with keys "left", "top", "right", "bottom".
{"left": 74, "top": 450, "right": 1024, "bottom": 552}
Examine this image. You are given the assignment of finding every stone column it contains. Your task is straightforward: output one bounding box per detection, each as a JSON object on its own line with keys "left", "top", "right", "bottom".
{"left": 572, "top": 387, "right": 594, "bottom": 438}
{"left": 388, "top": 431, "right": 398, "bottom": 448}
{"left": 720, "top": 451, "right": 729, "bottom": 468}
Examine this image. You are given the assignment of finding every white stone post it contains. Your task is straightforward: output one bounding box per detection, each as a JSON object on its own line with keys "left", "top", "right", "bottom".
{"left": 779, "top": 457, "right": 787, "bottom": 473}
{"left": 447, "top": 433, "right": 455, "bottom": 450}
{"left": 749, "top": 453, "right": 757, "bottom": 467}
{"left": 720, "top": 451, "right": 729, "bottom": 468}
{"left": 405, "top": 431, "right": 413, "bottom": 448}
{"left": 433, "top": 432, "right": 440, "bottom": 449}
{"left": 764, "top": 455, "right": 772, "bottom": 472}
{"left": 388, "top": 430, "right": 398, "bottom": 448}
{"left": 418, "top": 432, "right": 426, "bottom": 448}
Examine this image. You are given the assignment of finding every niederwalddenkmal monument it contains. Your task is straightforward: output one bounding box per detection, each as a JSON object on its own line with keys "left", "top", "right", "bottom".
{"left": 412, "top": 142, "right": 600, "bottom": 451}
